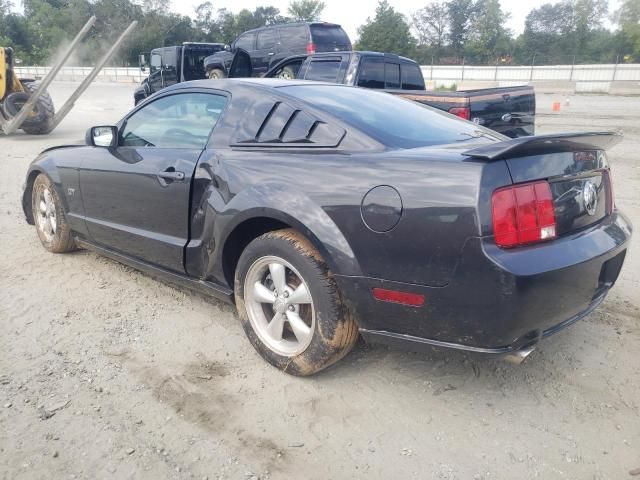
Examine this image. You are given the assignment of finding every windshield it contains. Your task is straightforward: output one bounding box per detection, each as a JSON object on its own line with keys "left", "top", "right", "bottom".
{"left": 280, "top": 85, "right": 505, "bottom": 148}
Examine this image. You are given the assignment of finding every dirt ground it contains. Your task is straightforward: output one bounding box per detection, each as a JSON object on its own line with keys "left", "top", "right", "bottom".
{"left": 1, "top": 83, "right": 639, "bottom": 480}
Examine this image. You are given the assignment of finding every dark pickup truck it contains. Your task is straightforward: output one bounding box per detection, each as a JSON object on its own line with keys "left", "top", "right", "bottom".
{"left": 228, "top": 50, "right": 535, "bottom": 138}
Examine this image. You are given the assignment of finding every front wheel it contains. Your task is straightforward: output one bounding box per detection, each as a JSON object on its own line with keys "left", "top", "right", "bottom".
{"left": 235, "top": 229, "right": 359, "bottom": 376}
{"left": 207, "top": 68, "right": 226, "bottom": 80}
{"left": 276, "top": 66, "right": 296, "bottom": 80}
{"left": 31, "top": 174, "right": 76, "bottom": 253}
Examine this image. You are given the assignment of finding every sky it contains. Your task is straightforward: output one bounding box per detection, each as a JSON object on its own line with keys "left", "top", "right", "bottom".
{"left": 172, "top": 0, "right": 622, "bottom": 41}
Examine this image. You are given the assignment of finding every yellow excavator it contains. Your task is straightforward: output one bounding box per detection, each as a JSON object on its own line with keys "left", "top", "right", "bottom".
{"left": 0, "top": 47, "right": 55, "bottom": 134}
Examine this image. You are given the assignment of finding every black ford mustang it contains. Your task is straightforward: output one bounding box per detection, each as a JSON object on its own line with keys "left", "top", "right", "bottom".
{"left": 22, "top": 79, "right": 632, "bottom": 375}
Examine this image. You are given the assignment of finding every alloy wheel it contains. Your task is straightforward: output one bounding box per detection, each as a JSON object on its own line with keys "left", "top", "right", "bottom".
{"left": 244, "top": 255, "right": 315, "bottom": 357}
{"left": 36, "top": 187, "right": 57, "bottom": 242}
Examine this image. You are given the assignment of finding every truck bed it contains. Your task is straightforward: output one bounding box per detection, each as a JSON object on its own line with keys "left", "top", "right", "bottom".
{"left": 387, "top": 85, "right": 536, "bottom": 138}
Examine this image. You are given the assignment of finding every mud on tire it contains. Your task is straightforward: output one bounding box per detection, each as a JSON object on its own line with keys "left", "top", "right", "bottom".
{"left": 31, "top": 174, "right": 76, "bottom": 253}
{"left": 235, "top": 228, "right": 359, "bottom": 376}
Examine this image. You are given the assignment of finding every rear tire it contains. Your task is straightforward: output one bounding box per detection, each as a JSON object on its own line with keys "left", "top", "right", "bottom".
{"left": 207, "top": 68, "right": 226, "bottom": 80}
{"left": 234, "top": 229, "right": 359, "bottom": 376}
{"left": 31, "top": 174, "right": 76, "bottom": 253}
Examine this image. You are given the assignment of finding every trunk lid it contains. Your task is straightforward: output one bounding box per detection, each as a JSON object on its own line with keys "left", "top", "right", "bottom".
{"left": 465, "top": 132, "right": 621, "bottom": 237}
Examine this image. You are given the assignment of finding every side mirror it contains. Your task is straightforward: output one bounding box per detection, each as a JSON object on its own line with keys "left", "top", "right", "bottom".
{"left": 224, "top": 44, "right": 231, "bottom": 52}
{"left": 86, "top": 126, "right": 117, "bottom": 147}
{"left": 139, "top": 54, "right": 146, "bottom": 72}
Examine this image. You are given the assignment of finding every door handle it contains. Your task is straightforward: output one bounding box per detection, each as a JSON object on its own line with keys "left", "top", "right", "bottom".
{"left": 157, "top": 168, "right": 185, "bottom": 186}
{"left": 268, "top": 52, "right": 275, "bottom": 56}
{"left": 157, "top": 170, "right": 184, "bottom": 180}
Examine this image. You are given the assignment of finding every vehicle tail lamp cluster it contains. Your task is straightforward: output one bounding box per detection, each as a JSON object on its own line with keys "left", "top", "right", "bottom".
{"left": 448, "top": 107, "right": 471, "bottom": 121}
{"left": 492, "top": 181, "right": 556, "bottom": 248}
{"left": 372, "top": 288, "right": 425, "bottom": 307}
{"left": 306, "top": 42, "right": 316, "bottom": 54}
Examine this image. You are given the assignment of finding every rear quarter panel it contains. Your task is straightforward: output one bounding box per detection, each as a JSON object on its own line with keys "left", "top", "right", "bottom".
{"left": 198, "top": 147, "right": 496, "bottom": 288}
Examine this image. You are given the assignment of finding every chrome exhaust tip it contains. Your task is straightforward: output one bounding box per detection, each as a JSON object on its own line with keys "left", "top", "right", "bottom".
{"left": 503, "top": 346, "right": 535, "bottom": 365}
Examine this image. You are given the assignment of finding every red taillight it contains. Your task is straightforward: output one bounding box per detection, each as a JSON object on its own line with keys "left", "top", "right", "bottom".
{"left": 372, "top": 288, "right": 425, "bottom": 307}
{"left": 306, "top": 42, "right": 316, "bottom": 54}
{"left": 448, "top": 107, "right": 470, "bottom": 121}
{"left": 491, "top": 181, "right": 556, "bottom": 248}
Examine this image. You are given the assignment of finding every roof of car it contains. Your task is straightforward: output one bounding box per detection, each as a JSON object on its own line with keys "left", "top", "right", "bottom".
{"left": 166, "top": 78, "right": 340, "bottom": 93}
{"left": 305, "top": 51, "right": 418, "bottom": 64}
{"left": 242, "top": 21, "right": 343, "bottom": 34}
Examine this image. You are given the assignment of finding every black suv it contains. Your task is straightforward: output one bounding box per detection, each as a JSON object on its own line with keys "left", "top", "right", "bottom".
{"left": 203, "top": 22, "right": 351, "bottom": 79}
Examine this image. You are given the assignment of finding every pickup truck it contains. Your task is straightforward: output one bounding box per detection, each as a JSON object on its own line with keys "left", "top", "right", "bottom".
{"left": 134, "top": 42, "right": 225, "bottom": 105}
{"left": 227, "top": 49, "right": 535, "bottom": 138}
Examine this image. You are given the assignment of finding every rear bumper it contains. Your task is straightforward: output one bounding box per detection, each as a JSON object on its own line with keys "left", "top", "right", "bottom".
{"left": 336, "top": 210, "right": 632, "bottom": 354}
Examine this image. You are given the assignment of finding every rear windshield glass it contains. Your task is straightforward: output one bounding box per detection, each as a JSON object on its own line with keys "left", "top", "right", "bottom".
{"left": 401, "top": 64, "right": 425, "bottom": 90}
{"left": 310, "top": 25, "right": 351, "bottom": 47}
{"left": 280, "top": 85, "right": 503, "bottom": 148}
{"left": 305, "top": 60, "right": 342, "bottom": 82}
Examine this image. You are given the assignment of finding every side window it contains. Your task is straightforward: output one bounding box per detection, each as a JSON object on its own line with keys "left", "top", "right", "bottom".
{"left": 305, "top": 59, "right": 342, "bottom": 82}
{"left": 279, "top": 26, "right": 308, "bottom": 49}
{"left": 257, "top": 29, "right": 276, "bottom": 50}
{"left": 150, "top": 53, "right": 161, "bottom": 73}
{"left": 401, "top": 64, "right": 425, "bottom": 90}
{"left": 120, "top": 93, "right": 227, "bottom": 149}
{"left": 385, "top": 62, "right": 400, "bottom": 89}
{"left": 162, "top": 49, "right": 177, "bottom": 71}
{"left": 357, "top": 59, "right": 384, "bottom": 89}
{"left": 234, "top": 33, "right": 255, "bottom": 51}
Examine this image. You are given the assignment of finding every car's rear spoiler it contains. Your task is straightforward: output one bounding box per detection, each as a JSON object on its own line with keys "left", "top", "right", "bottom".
{"left": 463, "top": 132, "right": 623, "bottom": 161}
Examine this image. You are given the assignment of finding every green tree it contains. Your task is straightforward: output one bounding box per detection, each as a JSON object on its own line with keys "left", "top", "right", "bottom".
{"left": 287, "top": 0, "right": 325, "bottom": 22}
{"left": 517, "top": 0, "right": 614, "bottom": 63}
{"left": 573, "top": 0, "right": 608, "bottom": 50}
{"left": 466, "top": 0, "right": 512, "bottom": 62}
{"left": 356, "top": 0, "right": 416, "bottom": 57}
{"left": 446, "top": 0, "right": 475, "bottom": 57}
{"left": 613, "top": 0, "right": 640, "bottom": 61}
{"left": 411, "top": 2, "right": 448, "bottom": 50}
{"left": 194, "top": 1, "right": 217, "bottom": 40}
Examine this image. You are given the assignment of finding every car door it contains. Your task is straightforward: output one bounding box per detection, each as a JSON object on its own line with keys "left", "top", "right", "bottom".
{"left": 79, "top": 91, "right": 228, "bottom": 273}
{"left": 147, "top": 51, "right": 163, "bottom": 93}
{"left": 253, "top": 29, "right": 277, "bottom": 75}
{"left": 227, "top": 49, "right": 253, "bottom": 78}
{"left": 161, "top": 47, "right": 179, "bottom": 88}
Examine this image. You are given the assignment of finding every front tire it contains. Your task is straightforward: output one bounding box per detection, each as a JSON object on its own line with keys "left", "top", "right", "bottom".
{"left": 235, "top": 229, "right": 358, "bottom": 376}
{"left": 276, "top": 66, "right": 296, "bottom": 80}
{"left": 31, "top": 174, "right": 76, "bottom": 253}
{"left": 207, "top": 68, "right": 226, "bottom": 80}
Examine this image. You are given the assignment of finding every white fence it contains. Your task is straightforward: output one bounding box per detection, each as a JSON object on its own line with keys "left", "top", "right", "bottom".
{"left": 15, "top": 66, "right": 147, "bottom": 83}
{"left": 420, "top": 63, "right": 640, "bottom": 82}
{"left": 15, "top": 63, "right": 640, "bottom": 93}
